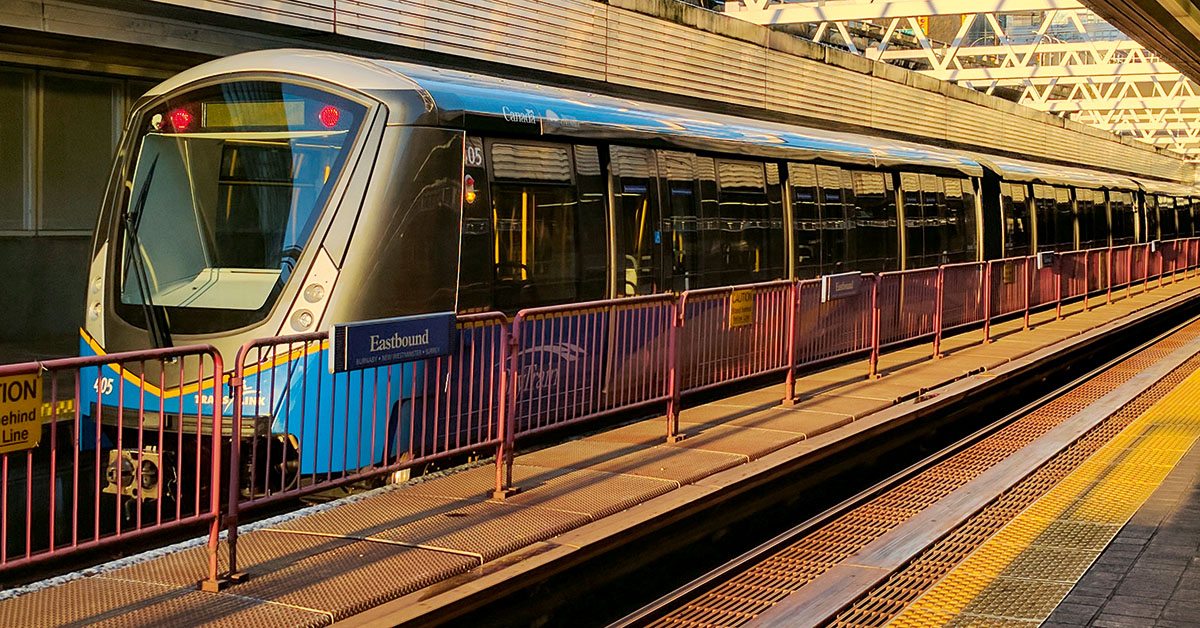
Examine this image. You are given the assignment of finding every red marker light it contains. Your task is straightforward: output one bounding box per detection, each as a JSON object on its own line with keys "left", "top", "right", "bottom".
{"left": 169, "top": 108, "right": 192, "bottom": 131}
{"left": 318, "top": 105, "right": 340, "bottom": 128}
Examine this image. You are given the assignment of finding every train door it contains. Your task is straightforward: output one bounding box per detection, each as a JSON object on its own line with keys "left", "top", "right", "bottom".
{"left": 979, "top": 172, "right": 1003, "bottom": 260}
{"left": 1000, "top": 182, "right": 1032, "bottom": 257}
{"left": 788, "top": 163, "right": 821, "bottom": 279}
{"left": 457, "top": 136, "right": 494, "bottom": 313}
{"left": 609, "top": 146, "right": 665, "bottom": 296}
{"left": 658, "top": 150, "right": 702, "bottom": 291}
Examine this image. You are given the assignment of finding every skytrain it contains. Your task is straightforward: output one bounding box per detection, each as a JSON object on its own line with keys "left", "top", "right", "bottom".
{"left": 80, "top": 48, "right": 1199, "bottom": 503}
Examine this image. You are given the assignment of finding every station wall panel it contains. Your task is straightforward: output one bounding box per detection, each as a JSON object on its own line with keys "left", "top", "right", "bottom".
{"left": 335, "top": 0, "right": 608, "bottom": 81}
{"left": 148, "top": 0, "right": 336, "bottom": 31}
{"left": 765, "top": 50, "right": 873, "bottom": 129}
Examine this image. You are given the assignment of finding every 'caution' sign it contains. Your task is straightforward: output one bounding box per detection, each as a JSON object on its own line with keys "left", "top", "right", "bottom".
{"left": 0, "top": 374, "right": 42, "bottom": 455}
{"left": 729, "top": 289, "right": 755, "bottom": 328}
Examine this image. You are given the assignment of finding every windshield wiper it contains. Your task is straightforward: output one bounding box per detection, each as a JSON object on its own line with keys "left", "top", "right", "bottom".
{"left": 122, "top": 156, "right": 173, "bottom": 349}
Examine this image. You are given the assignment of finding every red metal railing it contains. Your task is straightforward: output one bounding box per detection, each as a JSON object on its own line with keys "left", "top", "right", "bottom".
{"left": 0, "top": 345, "right": 222, "bottom": 580}
{"left": 3, "top": 238, "right": 1199, "bottom": 588}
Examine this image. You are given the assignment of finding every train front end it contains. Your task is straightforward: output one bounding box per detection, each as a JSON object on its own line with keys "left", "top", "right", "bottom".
{"left": 79, "top": 51, "right": 465, "bottom": 509}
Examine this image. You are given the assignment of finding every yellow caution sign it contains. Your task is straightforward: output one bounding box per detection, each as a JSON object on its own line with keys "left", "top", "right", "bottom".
{"left": 0, "top": 374, "right": 42, "bottom": 455}
{"left": 729, "top": 289, "right": 755, "bottom": 328}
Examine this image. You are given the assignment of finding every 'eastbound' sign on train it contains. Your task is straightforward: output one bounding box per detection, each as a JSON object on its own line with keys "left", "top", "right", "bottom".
{"left": 329, "top": 312, "right": 457, "bottom": 373}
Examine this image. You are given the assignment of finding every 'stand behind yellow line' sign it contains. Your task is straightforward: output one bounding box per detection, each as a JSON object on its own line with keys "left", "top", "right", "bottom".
{"left": 0, "top": 374, "right": 42, "bottom": 455}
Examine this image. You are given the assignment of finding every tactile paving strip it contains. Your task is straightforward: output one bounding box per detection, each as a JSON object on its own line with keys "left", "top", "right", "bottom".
{"left": 649, "top": 320, "right": 1200, "bottom": 628}
{"left": 830, "top": 348, "right": 1200, "bottom": 628}
{"left": 878, "top": 357, "right": 1200, "bottom": 627}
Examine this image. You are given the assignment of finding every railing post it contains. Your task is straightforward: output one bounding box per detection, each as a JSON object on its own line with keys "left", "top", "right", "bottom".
{"left": 494, "top": 325, "right": 520, "bottom": 499}
{"left": 868, "top": 274, "right": 881, "bottom": 379}
{"left": 1055, "top": 255, "right": 1063, "bottom": 320}
{"left": 1128, "top": 246, "right": 1134, "bottom": 298}
{"left": 1082, "top": 250, "right": 1090, "bottom": 312}
{"left": 201, "top": 353, "right": 245, "bottom": 592}
{"left": 1106, "top": 248, "right": 1113, "bottom": 305}
{"left": 1023, "top": 258, "right": 1032, "bottom": 330}
{"left": 666, "top": 296, "right": 685, "bottom": 441}
{"left": 783, "top": 282, "right": 799, "bottom": 404}
{"left": 982, "top": 261, "right": 993, "bottom": 343}
{"left": 932, "top": 267, "right": 944, "bottom": 359}
{"left": 1144, "top": 243, "right": 1151, "bottom": 292}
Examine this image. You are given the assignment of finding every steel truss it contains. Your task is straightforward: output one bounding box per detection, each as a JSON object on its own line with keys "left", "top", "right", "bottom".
{"left": 724, "top": 0, "right": 1200, "bottom": 158}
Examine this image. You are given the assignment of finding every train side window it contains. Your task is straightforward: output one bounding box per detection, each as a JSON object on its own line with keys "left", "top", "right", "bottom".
{"left": 659, "top": 150, "right": 702, "bottom": 291}
{"left": 1032, "top": 184, "right": 1055, "bottom": 253}
{"left": 766, "top": 163, "right": 786, "bottom": 276}
{"left": 1142, "top": 196, "right": 1161, "bottom": 243}
{"left": 852, "top": 170, "right": 897, "bottom": 271}
{"left": 1179, "top": 198, "right": 1193, "bottom": 238}
{"left": 714, "top": 159, "right": 784, "bottom": 286}
{"left": 1090, "top": 189, "right": 1109, "bottom": 248}
{"left": 458, "top": 136, "right": 494, "bottom": 312}
{"left": 489, "top": 141, "right": 580, "bottom": 310}
{"left": 943, "top": 177, "right": 976, "bottom": 263}
{"left": 900, "top": 173, "right": 922, "bottom": 268}
{"left": 1001, "top": 182, "right": 1032, "bottom": 257}
{"left": 1111, "top": 191, "right": 1134, "bottom": 245}
{"left": 789, "top": 163, "right": 821, "bottom": 279}
{"left": 611, "top": 146, "right": 661, "bottom": 296}
{"left": 1160, "top": 196, "right": 1178, "bottom": 239}
{"left": 818, "top": 165, "right": 849, "bottom": 274}
{"left": 1056, "top": 187, "right": 1075, "bottom": 250}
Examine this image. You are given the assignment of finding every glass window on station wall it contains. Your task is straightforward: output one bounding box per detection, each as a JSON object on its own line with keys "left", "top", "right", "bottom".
{"left": 1001, "top": 182, "right": 1032, "bottom": 257}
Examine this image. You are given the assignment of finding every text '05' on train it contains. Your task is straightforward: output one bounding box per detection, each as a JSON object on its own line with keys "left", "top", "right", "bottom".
{"left": 80, "top": 48, "right": 1200, "bottom": 509}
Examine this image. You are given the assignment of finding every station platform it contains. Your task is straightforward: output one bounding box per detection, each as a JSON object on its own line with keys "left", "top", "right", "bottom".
{"left": 4, "top": 277, "right": 1200, "bottom": 628}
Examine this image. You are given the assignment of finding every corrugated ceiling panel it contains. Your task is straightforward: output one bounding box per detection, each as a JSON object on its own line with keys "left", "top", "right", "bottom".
{"left": 607, "top": 9, "right": 766, "bottom": 108}
{"left": 946, "top": 100, "right": 1004, "bottom": 150}
{"left": 150, "top": 0, "right": 334, "bottom": 30}
{"left": 337, "top": 0, "right": 606, "bottom": 79}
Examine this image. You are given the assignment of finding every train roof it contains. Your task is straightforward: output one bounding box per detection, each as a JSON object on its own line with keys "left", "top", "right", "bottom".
{"left": 965, "top": 153, "right": 1140, "bottom": 191}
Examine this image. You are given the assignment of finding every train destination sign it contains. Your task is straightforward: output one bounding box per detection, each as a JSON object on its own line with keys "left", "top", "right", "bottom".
{"left": 822, "top": 271, "right": 862, "bottom": 303}
{"left": 730, "top": 289, "right": 755, "bottom": 328}
{"left": 0, "top": 373, "right": 43, "bottom": 455}
{"left": 330, "top": 312, "right": 457, "bottom": 373}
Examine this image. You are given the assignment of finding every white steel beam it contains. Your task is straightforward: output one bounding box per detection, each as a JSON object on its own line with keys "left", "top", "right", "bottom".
{"left": 724, "top": 0, "right": 1085, "bottom": 25}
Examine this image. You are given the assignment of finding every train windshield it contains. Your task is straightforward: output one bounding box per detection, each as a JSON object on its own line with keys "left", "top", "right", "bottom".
{"left": 116, "top": 81, "right": 367, "bottom": 333}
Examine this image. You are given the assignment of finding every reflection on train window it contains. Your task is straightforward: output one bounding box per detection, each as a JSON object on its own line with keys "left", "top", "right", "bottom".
{"left": 612, "top": 146, "right": 661, "bottom": 295}
{"left": 943, "top": 177, "right": 977, "bottom": 263}
{"left": 789, "top": 163, "right": 821, "bottom": 279}
{"left": 1076, "top": 188, "right": 1108, "bottom": 250}
{"left": 489, "top": 142, "right": 578, "bottom": 310}
{"left": 852, "top": 171, "right": 898, "bottom": 272}
{"left": 901, "top": 172, "right": 950, "bottom": 268}
{"left": 1179, "top": 198, "right": 1193, "bottom": 238}
{"left": 709, "top": 159, "right": 784, "bottom": 286}
{"left": 1110, "top": 191, "right": 1135, "bottom": 245}
{"left": 817, "top": 165, "right": 849, "bottom": 274}
{"left": 1159, "top": 196, "right": 1178, "bottom": 240}
{"left": 1145, "top": 194, "right": 1160, "bottom": 241}
{"left": 658, "top": 150, "right": 702, "bottom": 291}
{"left": 1001, "top": 182, "right": 1032, "bottom": 257}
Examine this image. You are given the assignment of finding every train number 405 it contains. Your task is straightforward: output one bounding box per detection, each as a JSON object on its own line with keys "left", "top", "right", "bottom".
{"left": 93, "top": 376, "right": 114, "bottom": 396}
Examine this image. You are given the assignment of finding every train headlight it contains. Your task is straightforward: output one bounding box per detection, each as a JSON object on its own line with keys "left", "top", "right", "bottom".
{"left": 292, "top": 309, "right": 314, "bottom": 330}
{"left": 90, "top": 276, "right": 102, "bottom": 295}
{"left": 140, "top": 459, "right": 158, "bottom": 490}
{"left": 88, "top": 302, "right": 102, "bottom": 321}
{"left": 304, "top": 284, "right": 324, "bottom": 302}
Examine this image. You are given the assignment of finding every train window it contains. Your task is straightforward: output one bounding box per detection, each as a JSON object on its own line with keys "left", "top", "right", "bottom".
{"left": 818, "top": 165, "right": 849, "bottom": 274}
{"left": 1180, "top": 198, "right": 1194, "bottom": 238}
{"left": 1077, "top": 189, "right": 1106, "bottom": 249}
{"left": 1145, "top": 194, "right": 1159, "bottom": 241}
{"left": 458, "top": 136, "right": 493, "bottom": 313}
{"left": 659, "top": 151, "right": 702, "bottom": 291}
{"left": 1001, "top": 182, "right": 1032, "bottom": 257}
{"left": 714, "top": 159, "right": 785, "bottom": 286}
{"left": 901, "top": 172, "right": 946, "bottom": 268}
{"left": 611, "top": 146, "right": 661, "bottom": 296}
{"left": 1053, "top": 187, "right": 1073, "bottom": 251}
{"left": 1111, "top": 191, "right": 1135, "bottom": 245}
{"left": 489, "top": 141, "right": 582, "bottom": 309}
{"left": 695, "top": 157, "right": 721, "bottom": 288}
{"left": 943, "top": 177, "right": 977, "bottom": 263}
{"left": 1160, "top": 196, "right": 1178, "bottom": 239}
{"left": 852, "top": 171, "right": 898, "bottom": 271}
{"left": 789, "top": 163, "right": 821, "bottom": 279}
{"left": 1032, "top": 185, "right": 1055, "bottom": 253}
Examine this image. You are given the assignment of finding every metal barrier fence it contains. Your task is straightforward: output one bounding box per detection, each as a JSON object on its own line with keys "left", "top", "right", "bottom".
{"left": 0, "top": 346, "right": 223, "bottom": 580}
{"left": 1, "top": 237, "right": 1198, "bottom": 588}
